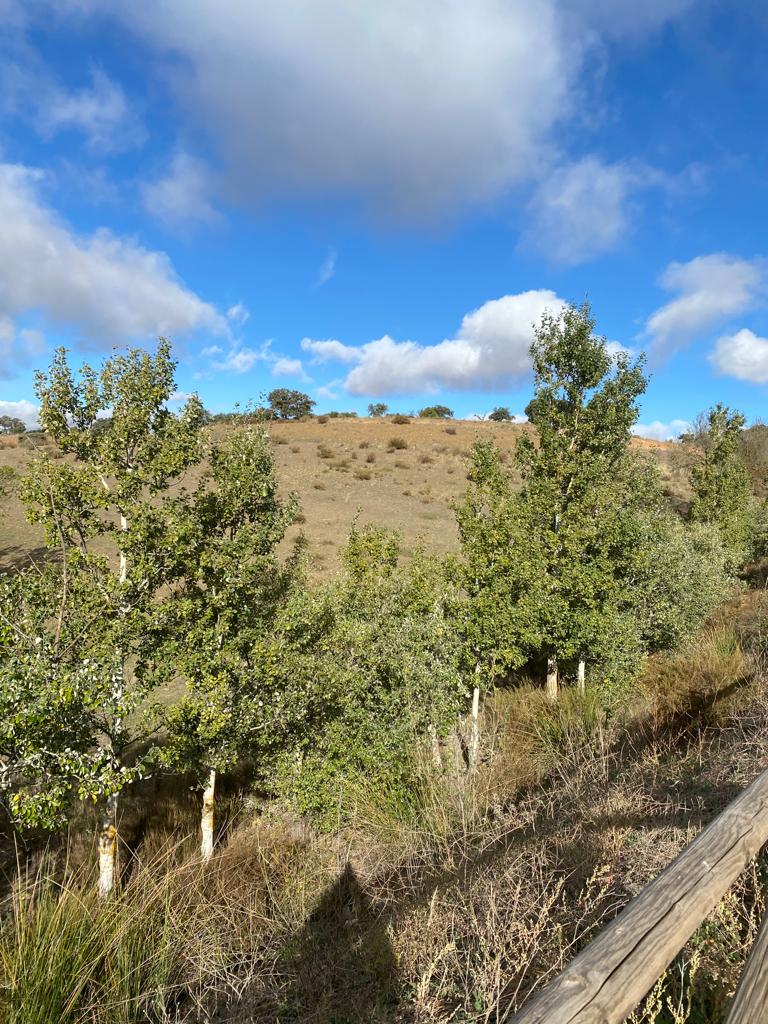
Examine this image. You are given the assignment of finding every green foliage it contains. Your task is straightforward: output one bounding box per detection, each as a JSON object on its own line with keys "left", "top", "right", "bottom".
{"left": 488, "top": 406, "right": 512, "bottom": 422}
{"left": 514, "top": 302, "right": 649, "bottom": 676}
{"left": 453, "top": 439, "right": 544, "bottom": 680}
{"left": 276, "top": 524, "right": 467, "bottom": 826}
{"left": 419, "top": 404, "right": 454, "bottom": 419}
{"left": 454, "top": 304, "right": 732, "bottom": 695}
{"left": 0, "top": 414, "right": 26, "bottom": 434}
{"left": 689, "top": 404, "right": 754, "bottom": 566}
{"left": 0, "top": 342, "right": 205, "bottom": 830}
{"left": 267, "top": 388, "right": 315, "bottom": 420}
{"left": 368, "top": 402, "right": 388, "bottom": 417}
{"left": 157, "top": 425, "right": 302, "bottom": 782}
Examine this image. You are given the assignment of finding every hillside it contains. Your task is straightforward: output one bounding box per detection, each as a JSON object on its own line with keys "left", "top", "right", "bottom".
{"left": 0, "top": 418, "right": 695, "bottom": 575}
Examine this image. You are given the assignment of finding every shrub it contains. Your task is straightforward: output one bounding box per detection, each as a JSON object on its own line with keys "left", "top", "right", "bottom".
{"left": 359, "top": 441, "right": 370, "bottom": 449}
{"left": 354, "top": 468, "right": 372, "bottom": 481}
{"left": 419, "top": 405, "right": 453, "bottom": 419}
{"left": 392, "top": 414, "right": 410, "bottom": 425}
{"left": 368, "top": 403, "right": 388, "bottom": 417}
{"left": 395, "top": 460, "right": 408, "bottom": 469}
{"left": 366, "top": 452, "right": 376, "bottom": 464}
{"left": 419, "top": 454, "right": 434, "bottom": 465}
{"left": 317, "top": 415, "right": 329, "bottom": 424}
{"left": 444, "top": 426, "right": 457, "bottom": 436}
{"left": 317, "top": 444, "right": 333, "bottom": 459}
{"left": 388, "top": 436, "right": 408, "bottom": 451}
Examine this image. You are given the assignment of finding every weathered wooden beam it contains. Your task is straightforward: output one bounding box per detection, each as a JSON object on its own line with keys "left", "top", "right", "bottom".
{"left": 724, "top": 908, "right": 768, "bottom": 1024}
{"left": 510, "top": 768, "right": 768, "bottom": 1024}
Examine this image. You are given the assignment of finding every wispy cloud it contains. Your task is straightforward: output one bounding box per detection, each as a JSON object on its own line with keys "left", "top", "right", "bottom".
{"left": 314, "top": 246, "right": 337, "bottom": 288}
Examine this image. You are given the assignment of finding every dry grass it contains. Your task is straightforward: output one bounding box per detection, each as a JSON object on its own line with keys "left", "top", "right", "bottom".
{"left": 3, "top": 610, "right": 765, "bottom": 1023}
{"left": 0, "top": 418, "right": 686, "bottom": 578}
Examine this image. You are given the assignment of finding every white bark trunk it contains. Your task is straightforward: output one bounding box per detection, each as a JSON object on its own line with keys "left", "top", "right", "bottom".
{"left": 546, "top": 656, "right": 558, "bottom": 702}
{"left": 98, "top": 796, "right": 118, "bottom": 899}
{"left": 201, "top": 769, "right": 216, "bottom": 862}
{"left": 468, "top": 682, "right": 481, "bottom": 773}
{"left": 577, "top": 658, "right": 586, "bottom": 695}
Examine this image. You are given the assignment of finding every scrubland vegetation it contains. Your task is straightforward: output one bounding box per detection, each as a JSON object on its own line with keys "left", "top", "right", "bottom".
{"left": 2, "top": 303, "right": 768, "bottom": 1022}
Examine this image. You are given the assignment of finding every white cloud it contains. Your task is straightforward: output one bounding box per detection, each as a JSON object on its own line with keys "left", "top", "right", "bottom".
{"left": 272, "top": 356, "right": 309, "bottom": 380}
{"left": 523, "top": 157, "right": 662, "bottom": 265}
{"left": 317, "top": 290, "right": 566, "bottom": 396}
{"left": 37, "top": 68, "right": 143, "bottom": 151}
{"left": 227, "top": 302, "right": 250, "bottom": 325}
{"left": 301, "top": 337, "right": 361, "bottom": 364}
{"left": 632, "top": 419, "right": 691, "bottom": 441}
{"left": 710, "top": 328, "right": 768, "bottom": 384}
{"left": 142, "top": 152, "right": 220, "bottom": 228}
{"left": 209, "top": 339, "right": 307, "bottom": 378}
{"left": 315, "top": 383, "right": 339, "bottom": 401}
{"left": 314, "top": 247, "right": 337, "bottom": 287}
{"left": 212, "top": 345, "right": 263, "bottom": 375}
{"left": 60, "top": 0, "right": 580, "bottom": 218}
{"left": 0, "top": 398, "right": 40, "bottom": 428}
{"left": 644, "top": 253, "right": 766, "bottom": 356}
{"left": 0, "top": 161, "right": 224, "bottom": 346}
{"left": 0, "top": 316, "right": 46, "bottom": 379}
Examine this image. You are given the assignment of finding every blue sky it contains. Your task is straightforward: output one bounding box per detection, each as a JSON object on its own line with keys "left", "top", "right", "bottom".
{"left": 1, "top": 1, "right": 768, "bottom": 439}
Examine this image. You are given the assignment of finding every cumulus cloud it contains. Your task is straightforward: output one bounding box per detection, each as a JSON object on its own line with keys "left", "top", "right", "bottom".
{"left": 226, "top": 303, "right": 249, "bottom": 326}
{"left": 0, "top": 161, "right": 224, "bottom": 346}
{"left": 632, "top": 419, "right": 691, "bottom": 441}
{"left": 710, "top": 328, "right": 768, "bottom": 384}
{"left": 54, "top": 0, "right": 582, "bottom": 218}
{"left": 142, "top": 152, "right": 220, "bottom": 228}
{"left": 36, "top": 68, "right": 143, "bottom": 151}
{"left": 272, "top": 356, "right": 309, "bottom": 380}
{"left": 301, "top": 338, "right": 361, "bottom": 364}
{"left": 304, "top": 290, "right": 566, "bottom": 396}
{"left": 0, "top": 398, "right": 40, "bottom": 428}
{"left": 644, "top": 253, "right": 766, "bottom": 356}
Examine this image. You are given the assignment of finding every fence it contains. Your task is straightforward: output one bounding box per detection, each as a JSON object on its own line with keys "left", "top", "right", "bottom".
{"left": 510, "top": 768, "right": 768, "bottom": 1024}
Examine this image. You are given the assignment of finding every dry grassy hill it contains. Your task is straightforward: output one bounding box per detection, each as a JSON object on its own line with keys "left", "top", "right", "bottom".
{"left": 0, "top": 417, "right": 695, "bottom": 576}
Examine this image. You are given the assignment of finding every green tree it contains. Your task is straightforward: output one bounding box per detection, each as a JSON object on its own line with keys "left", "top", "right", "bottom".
{"left": 268, "top": 388, "right": 315, "bottom": 420}
{"left": 5, "top": 341, "right": 205, "bottom": 896}
{"left": 488, "top": 407, "right": 512, "bottom": 422}
{"left": 278, "top": 523, "right": 466, "bottom": 825}
{"left": 157, "top": 425, "right": 302, "bottom": 859}
{"left": 419, "top": 404, "right": 454, "bottom": 419}
{"left": 367, "top": 402, "right": 388, "bottom": 417}
{"left": 0, "top": 415, "right": 26, "bottom": 434}
{"left": 514, "top": 302, "right": 647, "bottom": 698}
{"left": 689, "top": 404, "right": 753, "bottom": 567}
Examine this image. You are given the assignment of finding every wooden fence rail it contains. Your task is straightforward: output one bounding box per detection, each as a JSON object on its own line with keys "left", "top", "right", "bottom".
{"left": 509, "top": 768, "right": 768, "bottom": 1024}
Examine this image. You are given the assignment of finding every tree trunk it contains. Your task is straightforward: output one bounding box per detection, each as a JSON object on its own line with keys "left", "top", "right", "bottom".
{"left": 546, "top": 656, "right": 558, "bottom": 702}
{"left": 201, "top": 769, "right": 216, "bottom": 862}
{"left": 98, "top": 795, "right": 118, "bottom": 899}
{"left": 468, "top": 680, "right": 481, "bottom": 773}
{"left": 577, "top": 658, "right": 586, "bottom": 695}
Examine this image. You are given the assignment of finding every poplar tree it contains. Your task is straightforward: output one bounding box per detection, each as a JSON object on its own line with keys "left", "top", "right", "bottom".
{"left": 689, "top": 404, "right": 753, "bottom": 567}
{"left": 158, "top": 425, "right": 301, "bottom": 859}
{"left": 514, "top": 302, "right": 647, "bottom": 698}
{"left": 3, "top": 342, "right": 205, "bottom": 896}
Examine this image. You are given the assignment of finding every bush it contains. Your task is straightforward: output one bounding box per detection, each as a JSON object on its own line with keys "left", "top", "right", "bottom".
{"left": 444, "top": 426, "right": 457, "bottom": 436}
{"left": 368, "top": 403, "right": 388, "bottom": 417}
{"left": 388, "top": 436, "right": 408, "bottom": 451}
{"left": 391, "top": 414, "right": 410, "bottom": 425}
{"left": 419, "top": 405, "right": 454, "bottom": 419}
